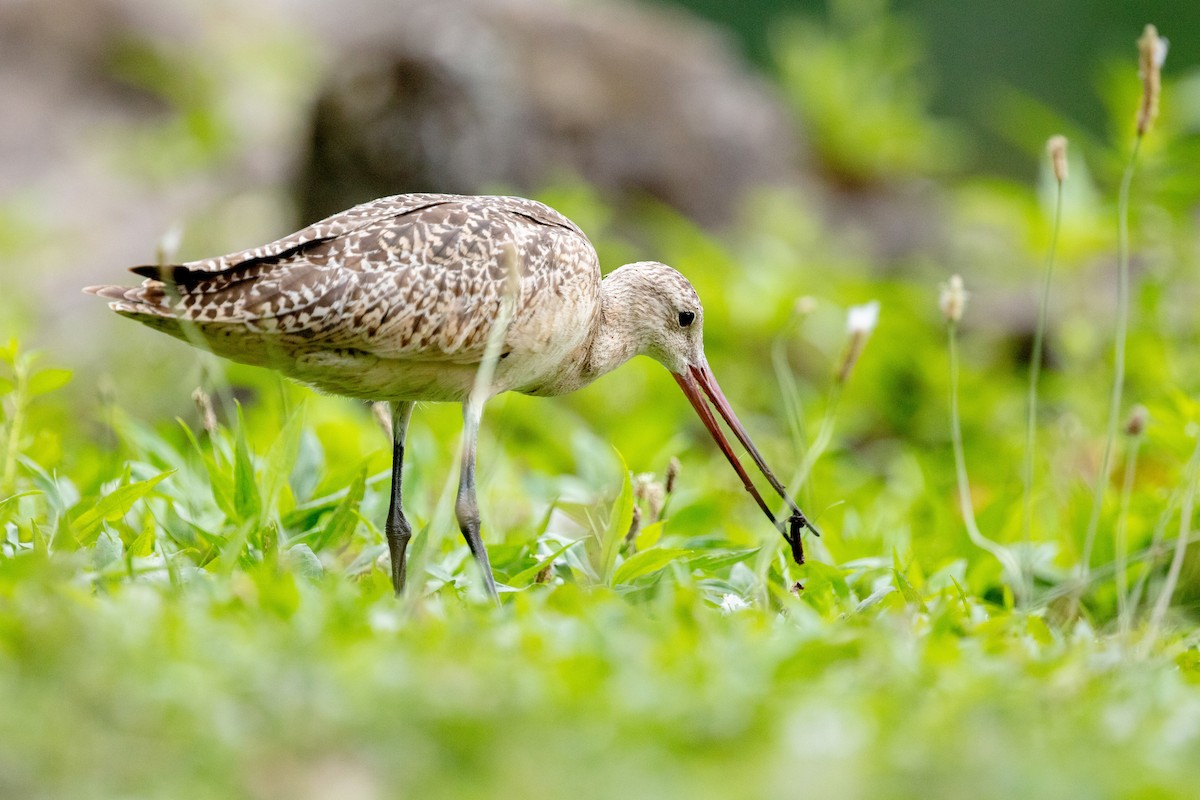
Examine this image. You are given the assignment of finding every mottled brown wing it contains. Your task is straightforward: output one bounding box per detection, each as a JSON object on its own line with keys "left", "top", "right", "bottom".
{"left": 91, "top": 195, "right": 598, "bottom": 365}
{"left": 128, "top": 193, "right": 466, "bottom": 280}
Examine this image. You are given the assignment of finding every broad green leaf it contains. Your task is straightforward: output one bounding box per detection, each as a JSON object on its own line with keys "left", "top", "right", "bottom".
{"left": 73, "top": 469, "right": 174, "bottom": 545}
{"left": 27, "top": 368, "right": 72, "bottom": 396}
{"left": 128, "top": 527, "right": 156, "bottom": 558}
{"left": 613, "top": 547, "right": 690, "bottom": 584}
{"left": 287, "top": 543, "right": 324, "bottom": 580}
{"left": 0, "top": 376, "right": 14, "bottom": 396}
{"left": 635, "top": 520, "right": 664, "bottom": 550}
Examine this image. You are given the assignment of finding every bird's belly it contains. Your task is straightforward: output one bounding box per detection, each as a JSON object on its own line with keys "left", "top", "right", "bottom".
{"left": 282, "top": 345, "right": 575, "bottom": 404}
{"left": 282, "top": 349, "right": 478, "bottom": 402}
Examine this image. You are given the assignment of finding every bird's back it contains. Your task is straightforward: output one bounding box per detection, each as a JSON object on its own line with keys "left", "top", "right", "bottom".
{"left": 88, "top": 194, "right": 602, "bottom": 401}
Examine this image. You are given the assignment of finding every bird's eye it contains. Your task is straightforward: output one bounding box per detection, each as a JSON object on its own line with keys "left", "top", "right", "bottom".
{"left": 678, "top": 310, "right": 696, "bottom": 327}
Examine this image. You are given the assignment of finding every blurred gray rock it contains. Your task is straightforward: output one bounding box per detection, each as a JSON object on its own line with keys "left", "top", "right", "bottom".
{"left": 295, "top": 0, "right": 807, "bottom": 228}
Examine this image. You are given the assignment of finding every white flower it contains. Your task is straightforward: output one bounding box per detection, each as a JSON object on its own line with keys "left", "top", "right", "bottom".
{"left": 846, "top": 301, "right": 880, "bottom": 335}
{"left": 719, "top": 593, "right": 750, "bottom": 614}
{"left": 939, "top": 275, "right": 968, "bottom": 323}
{"left": 837, "top": 301, "right": 881, "bottom": 384}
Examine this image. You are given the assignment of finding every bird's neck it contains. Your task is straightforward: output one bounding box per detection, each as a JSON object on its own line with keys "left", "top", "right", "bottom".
{"left": 529, "top": 275, "right": 643, "bottom": 396}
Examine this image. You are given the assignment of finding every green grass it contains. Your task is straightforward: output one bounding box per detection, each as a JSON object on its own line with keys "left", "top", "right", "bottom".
{"left": 5, "top": 15, "right": 1200, "bottom": 799}
{"left": 5, "top": 173, "right": 1200, "bottom": 794}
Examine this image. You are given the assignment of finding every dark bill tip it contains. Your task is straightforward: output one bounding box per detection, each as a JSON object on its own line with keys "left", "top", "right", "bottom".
{"left": 673, "top": 364, "right": 818, "bottom": 565}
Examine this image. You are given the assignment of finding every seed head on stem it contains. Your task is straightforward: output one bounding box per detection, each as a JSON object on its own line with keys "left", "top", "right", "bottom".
{"left": 837, "top": 301, "right": 880, "bottom": 384}
{"left": 1136, "top": 24, "right": 1168, "bottom": 137}
{"left": 1125, "top": 404, "right": 1149, "bottom": 437}
{"left": 191, "top": 387, "right": 218, "bottom": 434}
{"left": 1047, "top": 135, "right": 1069, "bottom": 184}
{"left": 939, "top": 275, "right": 968, "bottom": 324}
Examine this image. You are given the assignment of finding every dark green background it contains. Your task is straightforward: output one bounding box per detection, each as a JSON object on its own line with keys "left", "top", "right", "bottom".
{"left": 659, "top": 0, "right": 1197, "bottom": 174}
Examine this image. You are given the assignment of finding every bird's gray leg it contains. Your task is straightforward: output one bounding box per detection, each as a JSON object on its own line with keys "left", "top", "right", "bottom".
{"left": 386, "top": 401, "right": 415, "bottom": 596}
{"left": 456, "top": 400, "right": 500, "bottom": 603}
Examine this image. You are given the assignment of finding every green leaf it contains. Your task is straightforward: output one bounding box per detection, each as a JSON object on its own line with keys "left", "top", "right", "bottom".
{"left": 802, "top": 560, "right": 851, "bottom": 600}
{"left": 315, "top": 465, "right": 368, "bottom": 550}
{"left": 893, "top": 569, "right": 927, "bottom": 610}
{"left": 690, "top": 547, "right": 761, "bottom": 572}
{"left": 27, "top": 368, "right": 72, "bottom": 396}
{"left": 287, "top": 543, "right": 324, "bottom": 580}
{"left": 0, "top": 376, "right": 14, "bottom": 396}
{"left": 1026, "top": 615, "right": 1054, "bottom": 646}
{"left": 232, "top": 405, "right": 261, "bottom": 522}
{"left": 508, "top": 539, "right": 580, "bottom": 588}
{"left": 599, "top": 451, "right": 634, "bottom": 586}
{"left": 0, "top": 490, "right": 39, "bottom": 528}
{"left": 73, "top": 469, "right": 174, "bottom": 545}
{"left": 892, "top": 547, "right": 927, "bottom": 610}
{"left": 178, "top": 420, "right": 235, "bottom": 520}
{"left": 1177, "top": 650, "right": 1200, "bottom": 685}
{"left": 613, "top": 547, "right": 690, "bottom": 585}
{"left": 128, "top": 527, "right": 156, "bottom": 558}
{"left": 635, "top": 520, "right": 664, "bottom": 550}
{"left": 263, "top": 404, "right": 305, "bottom": 511}
{"left": 289, "top": 429, "right": 324, "bottom": 502}
{"left": 0, "top": 491, "right": 39, "bottom": 512}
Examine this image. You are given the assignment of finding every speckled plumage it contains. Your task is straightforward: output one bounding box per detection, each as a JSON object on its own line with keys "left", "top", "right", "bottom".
{"left": 89, "top": 194, "right": 602, "bottom": 401}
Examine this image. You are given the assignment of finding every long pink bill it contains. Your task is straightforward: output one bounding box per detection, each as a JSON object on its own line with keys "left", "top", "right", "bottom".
{"left": 673, "top": 363, "right": 819, "bottom": 565}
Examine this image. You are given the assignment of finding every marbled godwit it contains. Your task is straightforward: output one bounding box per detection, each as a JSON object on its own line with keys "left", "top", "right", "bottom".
{"left": 87, "top": 193, "right": 816, "bottom": 600}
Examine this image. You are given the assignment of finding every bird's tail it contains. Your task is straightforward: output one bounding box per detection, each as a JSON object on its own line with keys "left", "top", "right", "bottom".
{"left": 83, "top": 282, "right": 191, "bottom": 338}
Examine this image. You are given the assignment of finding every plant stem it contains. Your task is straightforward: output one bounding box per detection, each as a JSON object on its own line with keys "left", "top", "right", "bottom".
{"left": 790, "top": 382, "right": 842, "bottom": 498}
{"left": 948, "top": 322, "right": 1023, "bottom": 597}
{"left": 1127, "top": 475, "right": 1183, "bottom": 621}
{"left": 1081, "top": 135, "right": 1143, "bottom": 583}
{"left": 771, "top": 333, "right": 808, "bottom": 467}
{"left": 1114, "top": 432, "right": 1142, "bottom": 634}
{"left": 1022, "top": 177, "right": 1064, "bottom": 603}
{"left": 1148, "top": 434, "right": 1200, "bottom": 637}
{"left": 0, "top": 360, "right": 28, "bottom": 498}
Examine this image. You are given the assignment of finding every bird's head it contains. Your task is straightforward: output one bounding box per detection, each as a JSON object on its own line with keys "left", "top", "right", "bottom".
{"left": 608, "top": 261, "right": 819, "bottom": 562}
{"left": 605, "top": 261, "right": 706, "bottom": 373}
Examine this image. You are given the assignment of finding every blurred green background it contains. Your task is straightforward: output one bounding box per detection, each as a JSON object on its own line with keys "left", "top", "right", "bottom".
{"left": 2, "top": 1, "right": 1200, "bottom": 798}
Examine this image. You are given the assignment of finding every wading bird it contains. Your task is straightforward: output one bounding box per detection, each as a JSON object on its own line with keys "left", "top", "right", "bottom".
{"left": 87, "top": 194, "right": 816, "bottom": 600}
